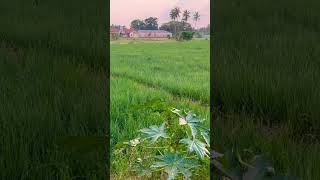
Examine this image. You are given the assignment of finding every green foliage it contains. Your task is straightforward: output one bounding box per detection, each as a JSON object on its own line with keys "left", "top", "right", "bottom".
{"left": 130, "top": 17, "right": 158, "bottom": 30}
{"left": 160, "top": 21, "right": 193, "bottom": 34}
{"left": 139, "top": 123, "right": 169, "bottom": 143}
{"left": 0, "top": 0, "right": 107, "bottom": 178}
{"left": 144, "top": 17, "right": 159, "bottom": 30}
{"left": 170, "top": 7, "right": 181, "bottom": 22}
{"left": 177, "top": 31, "right": 195, "bottom": 41}
{"left": 110, "top": 38, "right": 320, "bottom": 179}
{"left": 130, "top": 19, "right": 146, "bottom": 30}
{"left": 213, "top": 0, "right": 320, "bottom": 135}
{"left": 151, "top": 152, "right": 198, "bottom": 180}
{"left": 182, "top": 10, "right": 191, "bottom": 22}
{"left": 111, "top": 41, "right": 210, "bottom": 104}
{"left": 117, "top": 108, "right": 209, "bottom": 179}
{"left": 180, "top": 135, "right": 209, "bottom": 159}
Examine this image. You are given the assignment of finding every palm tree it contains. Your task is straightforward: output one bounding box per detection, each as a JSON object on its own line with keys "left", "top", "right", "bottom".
{"left": 182, "top": 10, "right": 191, "bottom": 30}
{"left": 170, "top": 7, "right": 181, "bottom": 35}
{"left": 174, "top": 7, "right": 181, "bottom": 21}
{"left": 193, "top": 12, "right": 200, "bottom": 30}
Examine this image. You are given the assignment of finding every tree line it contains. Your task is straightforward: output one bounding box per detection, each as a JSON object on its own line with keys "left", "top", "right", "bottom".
{"left": 127, "top": 6, "right": 202, "bottom": 35}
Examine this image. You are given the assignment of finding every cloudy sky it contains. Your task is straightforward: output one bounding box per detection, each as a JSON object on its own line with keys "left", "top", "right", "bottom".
{"left": 110, "top": 0, "right": 210, "bottom": 28}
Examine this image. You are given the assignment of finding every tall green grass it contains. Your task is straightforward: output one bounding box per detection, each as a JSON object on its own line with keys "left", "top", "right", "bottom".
{"left": 212, "top": 0, "right": 320, "bottom": 179}
{"left": 111, "top": 41, "right": 210, "bottom": 104}
{"left": 0, "top": 0, "right": 107, "bottom": 178}
{"left": 213, "top": 0, "right": 320, "bottom": 134}
{"left": 0, "top": 0, "right": 107, "bottom": 69}
{"left": 214, "top": 112, "right": 320, "bottom": 179}
{"left": 110, "top": 40, "right": 210, "bottom": 179}
{"left": 110, "top": 76, "right": 210, "bottom": 179}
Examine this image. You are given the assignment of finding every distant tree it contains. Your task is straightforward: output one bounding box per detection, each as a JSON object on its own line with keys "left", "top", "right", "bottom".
{"left": 144, "top": 17, "right": 158, "bottom": 30}
{"left": 111, "top": 24, "right": 121, "bottom": 29}
{"left": 173, "top": 7, "right": 181, "bottom": 21}
{"left": 182, "top": 10, "right": 191, "bottom": 30}
{"left": 169, "top": 7, "right": 181, "bottom": 35}
{"left": 130, "top": 19, "right": 146, "bottom": 30}
{"left": 197, "top": 24, "right": 210, "bottom": 35}
{"left": 193, "top": 12, "right": 200, "bottom": 29}
{"left": 160, "top": 21, "right": 192, "bottom": 34}
{"left": 182, "top": 10, "right": 190, "bottom": 22}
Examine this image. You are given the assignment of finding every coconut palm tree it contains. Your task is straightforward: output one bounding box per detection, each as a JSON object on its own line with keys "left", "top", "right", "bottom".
{"left": 173, "top": 7, "right": 181, "bottom": 21}
{"left": 182, "top": 10, "right": 191, "bottom": 30}
{"left": 170, "top": 7, "right": 181, "bottom": 35}
{"left": 193, "top": 12, "right": 200, "bottom": 30}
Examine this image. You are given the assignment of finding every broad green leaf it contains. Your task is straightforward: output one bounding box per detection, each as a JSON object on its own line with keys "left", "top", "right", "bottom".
{"left": 139, "top": 123, "right": 169, "bottom": 143}
{"left": 180, "top": 135, "right": 209, "bottom": 159}
{"left": 199, "top": 126, "right": 210, "bottom": 147}
{"left": 151, "top": 152, "right": 198, "bottom": 180}
{"left": 182, "top": 112, "right": 205, "bottom": 138}
{"left": 166, "top": 166, "right": 179, "bottom": 180}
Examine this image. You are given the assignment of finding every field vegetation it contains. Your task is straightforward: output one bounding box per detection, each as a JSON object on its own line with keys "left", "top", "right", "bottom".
{"left": 213, "top": 0, "right": 320, "bottom": 179}
{"left": 110, "top": 40, "right": 210, "bottom": 179}
{"left": 0, "top": 0, "right": 107, "bottom": 179}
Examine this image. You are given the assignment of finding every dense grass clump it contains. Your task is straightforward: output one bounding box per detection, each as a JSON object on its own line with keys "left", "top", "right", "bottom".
{"left": 0, "top": 0, "right": 107, "bottom": 179}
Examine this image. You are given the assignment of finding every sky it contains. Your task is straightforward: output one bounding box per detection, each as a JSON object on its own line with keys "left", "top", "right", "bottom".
{"left": 110, "top": 0, "right": 210, "bottom": 29}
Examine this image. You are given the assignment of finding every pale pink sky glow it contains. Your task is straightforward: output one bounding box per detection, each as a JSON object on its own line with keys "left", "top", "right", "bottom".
{"left": 111, "top": 0, "right": 210, "bottom": 28}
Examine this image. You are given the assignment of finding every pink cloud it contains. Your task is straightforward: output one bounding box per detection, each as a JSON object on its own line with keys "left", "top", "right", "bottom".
{"left": 111, "top": 0, "right": 210, "bottom": 28}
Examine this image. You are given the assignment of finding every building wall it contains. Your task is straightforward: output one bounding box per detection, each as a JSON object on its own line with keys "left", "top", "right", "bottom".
{"left": 138, "top": 32, "right": 172, "bottom": 38}
{"left": 129, "top": 31, "right": 172, "bottom": 38}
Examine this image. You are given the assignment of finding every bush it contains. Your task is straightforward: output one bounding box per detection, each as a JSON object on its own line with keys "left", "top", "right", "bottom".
{"left": 177, "top": 31, "right": 195, "bottom": 41}
{"left": 116, "top": 107, "right": 210, "bottom": 179}
{"left": 112, "top": 105, "right": 296, "bottom": 180}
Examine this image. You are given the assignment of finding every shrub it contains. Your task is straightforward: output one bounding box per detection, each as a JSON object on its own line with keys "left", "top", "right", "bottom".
{"left": 56, "top": 102, "right": 297, "bottom": 180}
{"left": 116, "top": 107, "right": 210, "bottom": 179}
{"left": 113, "top": 103, "right": 297, "bottom": 180}
{"left": 177, "top": 31, "right": 195, "bottom": 41}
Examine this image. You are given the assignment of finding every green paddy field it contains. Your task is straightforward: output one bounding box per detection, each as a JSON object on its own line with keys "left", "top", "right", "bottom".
{"left": 0, "top": 0, "right": 107, "bottom": 179}
{"left": 111, "top": 37, "right": 319, "bottom": 179}
{"left": 110, "top": 40, "right": 210, "bottom": 179}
